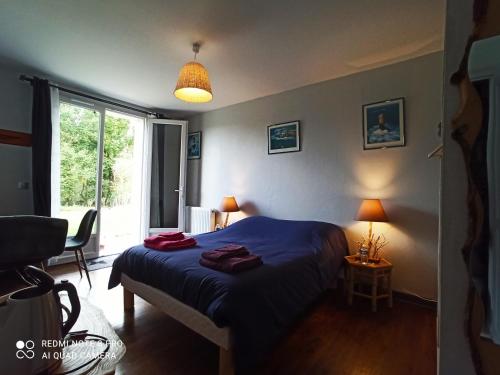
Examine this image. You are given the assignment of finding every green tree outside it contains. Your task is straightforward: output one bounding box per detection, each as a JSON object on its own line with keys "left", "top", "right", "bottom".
{"left": 59, "top": 103, "right": 133, "bottom": 207}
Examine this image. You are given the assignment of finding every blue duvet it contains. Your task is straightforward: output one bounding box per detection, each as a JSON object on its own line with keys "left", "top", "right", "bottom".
{"left": 108, "top": 216, "right": 347, "bottom": 368}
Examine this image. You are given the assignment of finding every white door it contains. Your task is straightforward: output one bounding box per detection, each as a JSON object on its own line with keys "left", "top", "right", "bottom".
{"left": 144, "top": 119, "right": 187, "bottom": 235}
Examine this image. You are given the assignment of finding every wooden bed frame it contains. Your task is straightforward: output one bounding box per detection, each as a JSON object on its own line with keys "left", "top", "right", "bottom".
{"left": 120, "top": 274, "right": 234, "bottom": 375}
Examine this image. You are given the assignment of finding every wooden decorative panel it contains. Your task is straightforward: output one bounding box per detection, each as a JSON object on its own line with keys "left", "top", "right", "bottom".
{"left": 0, "top": 129, "right": 32, "bottom": 147}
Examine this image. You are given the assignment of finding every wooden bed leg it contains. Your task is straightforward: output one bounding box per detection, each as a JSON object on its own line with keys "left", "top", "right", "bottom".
{"left": 123, "top": 288, "right": 134, "bottom": 311}
{"left": 219, "top": 347, "right": 235, "bottom": 375}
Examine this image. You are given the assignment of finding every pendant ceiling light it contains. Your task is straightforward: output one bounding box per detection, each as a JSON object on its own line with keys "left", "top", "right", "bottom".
{"left": 174, "top": 43, "right": 213, "bottom": 103}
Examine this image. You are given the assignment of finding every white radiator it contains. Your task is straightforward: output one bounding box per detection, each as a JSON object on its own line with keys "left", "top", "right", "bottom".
{"left": 185, "top": 206, "right": 216, "bottom": 234}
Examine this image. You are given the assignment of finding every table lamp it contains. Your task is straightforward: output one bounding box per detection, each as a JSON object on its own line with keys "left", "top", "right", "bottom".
{"left": 356, "top": 199, "right": 388, "bottom": 257}
{"left": 220, "top": 196, "right": 239, "bottom": 228}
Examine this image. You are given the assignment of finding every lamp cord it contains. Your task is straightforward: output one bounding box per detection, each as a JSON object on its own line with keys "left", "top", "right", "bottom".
{"left": 54, "top": 330, "right": 111, "bottom": 375}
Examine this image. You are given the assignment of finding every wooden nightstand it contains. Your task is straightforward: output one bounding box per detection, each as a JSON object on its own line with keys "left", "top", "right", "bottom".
{"left": 344, "top": 255, "right": 393, "bottom": 312}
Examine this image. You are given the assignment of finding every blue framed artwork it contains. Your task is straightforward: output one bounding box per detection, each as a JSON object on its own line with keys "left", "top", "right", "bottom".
{"left": 268, "top": 121, "right": 300, "bottom": 154}
{"left": 187, "top": 131, "right": 201, "bottom": 159}
{"left": 362, "top": 98, "right": 405, "bottom": 150}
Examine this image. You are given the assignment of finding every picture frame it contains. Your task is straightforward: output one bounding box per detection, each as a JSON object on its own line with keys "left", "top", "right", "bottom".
{"left": 267, "top": 121, "right": 300, "bottom": 154}
{"left": 362, "top": 98, "right": 405, "bottom": 150}
{"left": 187, "top": 131, "right": 201, "bottom": 159}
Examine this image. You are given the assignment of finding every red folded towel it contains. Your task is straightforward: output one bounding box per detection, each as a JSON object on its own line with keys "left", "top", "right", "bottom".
{"left": 145, "top": 232, "right": 185, "bottom": 243}
{"left": 201, "top": 244, "right": 249, "bottom": 261}
{"left": 144, "top": 237, "right": 197, "bottom": 251}
{"left": 199, "top": 254, "right": 263, "bottom": 273}
{"left": 158, "top": 232, "right": 184, "bottom": 240}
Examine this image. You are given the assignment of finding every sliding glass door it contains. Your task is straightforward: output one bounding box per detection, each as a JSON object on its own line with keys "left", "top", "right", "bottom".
{"left": 56, "top": 101, "right": 99, "bottom": 241}
{"left": 99, "top": 110, "right": 145, "bottom": 255}
{"left": 52, "top": 97, "right": 187, "bottom": 262}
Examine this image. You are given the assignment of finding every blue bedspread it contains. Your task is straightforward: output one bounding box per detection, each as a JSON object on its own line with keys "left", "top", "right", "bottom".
{"left": 108, "top": 216, "right": 347, "bottom": 368}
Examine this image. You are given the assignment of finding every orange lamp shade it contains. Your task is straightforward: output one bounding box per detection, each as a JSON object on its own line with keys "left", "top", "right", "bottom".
{"left": 356, "top": 199, "right": 388, "bottom": 222}
{"left": 220, "top": 196, "right": 239, "bottom": 213}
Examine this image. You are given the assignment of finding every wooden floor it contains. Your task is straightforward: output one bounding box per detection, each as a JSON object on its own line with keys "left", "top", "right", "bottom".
{"left": 48, "top": 263, "right": 437, "bottom": 375}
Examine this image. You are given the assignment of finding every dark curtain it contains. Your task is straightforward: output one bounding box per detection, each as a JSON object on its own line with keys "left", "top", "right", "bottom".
{"left": 31, "top": 77, "right": 52, "bottom": 216}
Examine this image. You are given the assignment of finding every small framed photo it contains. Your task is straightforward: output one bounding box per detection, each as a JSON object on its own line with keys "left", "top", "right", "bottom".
{"left": 187, "top": 131, "right": 201, "bottom": 159}
{"left": 268, "top": 121, "right": 300, "bottom": 154}
{"left": 362, "top": 98, "right": 405, "bottom": 150}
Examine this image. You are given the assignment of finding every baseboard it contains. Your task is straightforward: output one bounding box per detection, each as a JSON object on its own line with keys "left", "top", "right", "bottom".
{"left": 392, "top": 291, "right": 437, "bottom": 311}
{"left": 335, "top": 277, "right": 437, "bottom": 311}
{"left": 48, "top": 251, "right": 99, "bottom": 266}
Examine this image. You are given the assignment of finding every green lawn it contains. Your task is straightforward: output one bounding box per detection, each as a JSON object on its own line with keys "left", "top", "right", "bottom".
{"left": 59, "top": 205, "right": 139, "bottom": 254}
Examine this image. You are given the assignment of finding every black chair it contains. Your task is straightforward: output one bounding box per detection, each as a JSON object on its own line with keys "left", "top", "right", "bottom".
{"left": 64, "top": 209, "right": 97, "bottom": 288}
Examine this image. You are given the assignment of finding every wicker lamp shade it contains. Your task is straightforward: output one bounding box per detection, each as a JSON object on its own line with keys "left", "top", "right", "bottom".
{"left": 174, "top": 61, "right": 213, "bottom": 103}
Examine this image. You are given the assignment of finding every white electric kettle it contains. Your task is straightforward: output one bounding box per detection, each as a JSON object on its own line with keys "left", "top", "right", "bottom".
{"left": 0, "top": 266, "right": 80, "bottom": 374}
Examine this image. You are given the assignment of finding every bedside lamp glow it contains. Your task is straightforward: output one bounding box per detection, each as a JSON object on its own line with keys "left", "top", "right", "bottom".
{"left": 356, "top": 199, "right": 388, "bottom": 240}
{"left": 220, "top": 196, "right": 239, "bottom": 228}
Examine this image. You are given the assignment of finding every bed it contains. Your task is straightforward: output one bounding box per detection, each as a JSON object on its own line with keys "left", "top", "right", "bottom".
{"left": 108, "top": 216, "right": 348, "bottom": 374}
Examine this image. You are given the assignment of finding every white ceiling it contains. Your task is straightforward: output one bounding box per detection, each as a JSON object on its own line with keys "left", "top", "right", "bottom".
{"left": 0, "top": 0, "right": 444, "bottom": 114}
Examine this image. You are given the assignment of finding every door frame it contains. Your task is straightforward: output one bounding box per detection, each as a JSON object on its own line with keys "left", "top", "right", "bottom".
{"left": 144, "top": 118, "right": 188, "bottom": 236}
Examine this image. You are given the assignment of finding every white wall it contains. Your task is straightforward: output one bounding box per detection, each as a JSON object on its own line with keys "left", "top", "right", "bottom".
{"left": 0, "top": 63, "right": 34, "bottom": 214}
{"left": 187, "top": 52, "right": 443, "bottom": 299}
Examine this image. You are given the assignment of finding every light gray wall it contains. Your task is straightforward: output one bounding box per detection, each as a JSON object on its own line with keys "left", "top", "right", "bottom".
{"left": 438, "top": 0, "right": 476, "bottom": 373}
{"left": 0, "top": 63, "right": 34, "bottom": 215}
{"left": 187, "top": 52, "right": 443, "bottom": 299}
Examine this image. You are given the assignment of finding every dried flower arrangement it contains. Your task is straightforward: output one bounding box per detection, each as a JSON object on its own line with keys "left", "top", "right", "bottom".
{"left": 354, "top": 233, "right": 389, "bottom": 262}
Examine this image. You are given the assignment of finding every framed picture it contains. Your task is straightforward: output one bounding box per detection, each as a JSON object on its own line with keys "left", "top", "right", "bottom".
{"left": 362, "top": 98, "right": 405, "bottom": 150}
{"left": 187, "top": 131, "right": 201, "bottom": 159}
{"left": 267, "top": 121, "right": 300, "bottom": 154}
